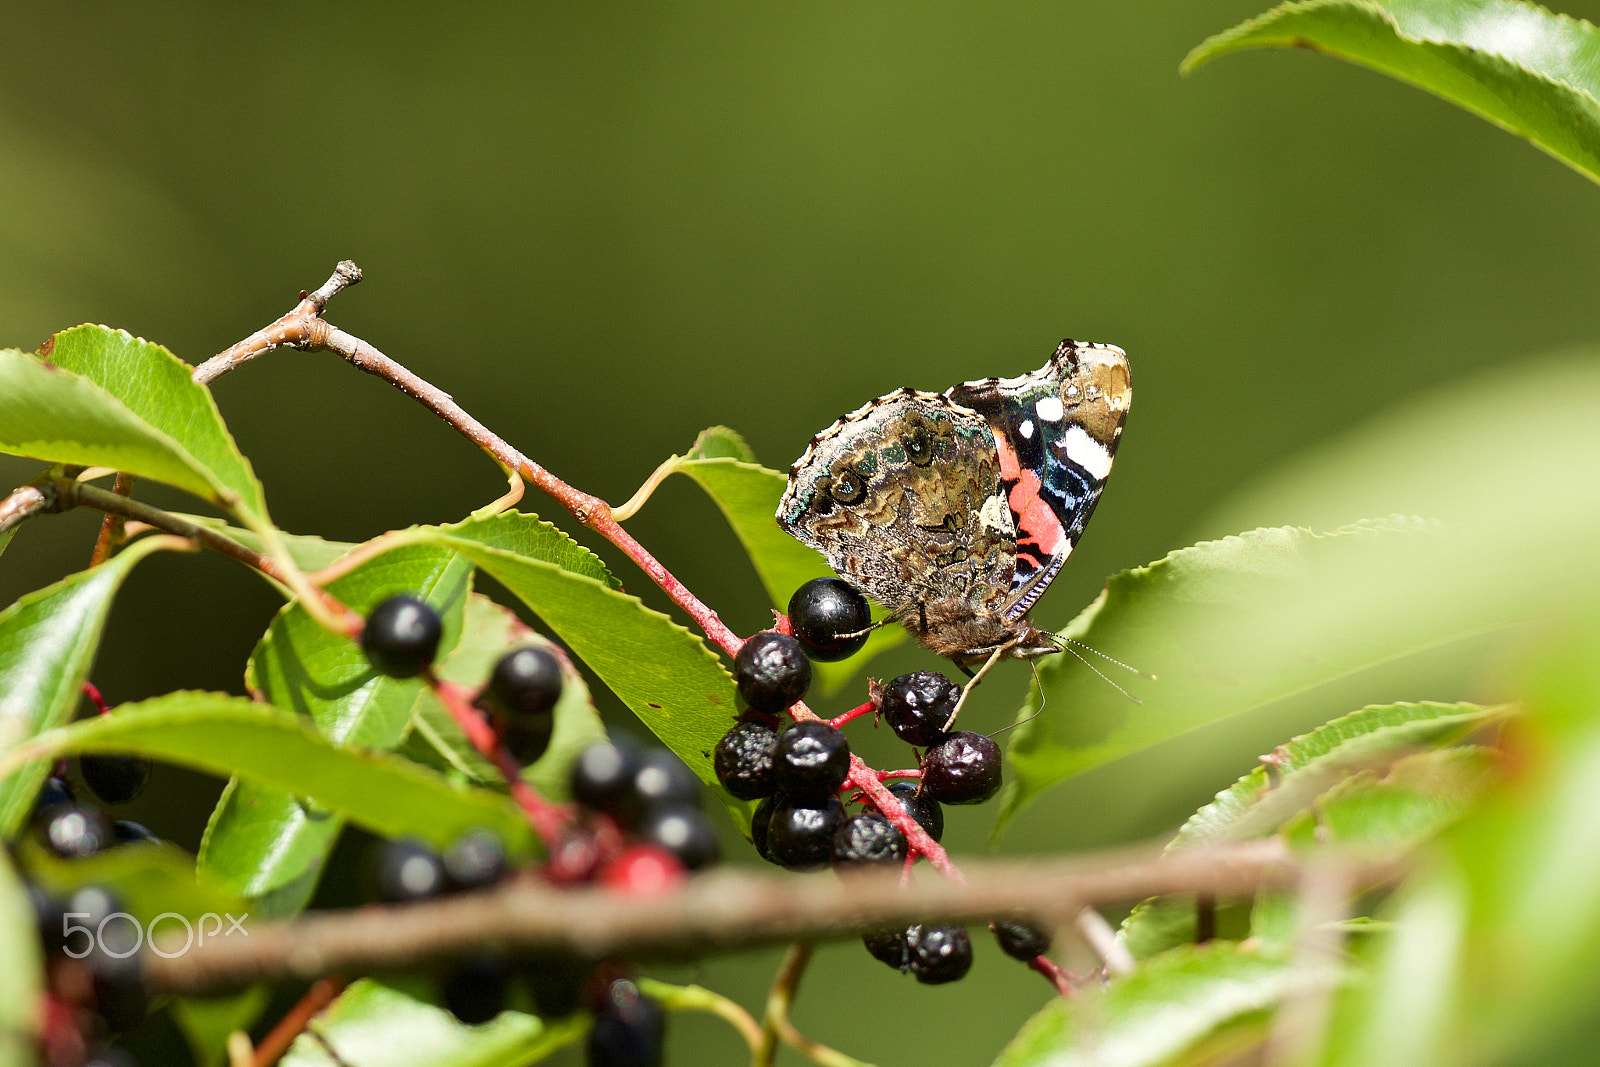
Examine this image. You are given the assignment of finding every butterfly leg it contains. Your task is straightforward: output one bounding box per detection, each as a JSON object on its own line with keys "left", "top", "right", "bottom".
{"left": 941, "top": 641, "right": 1013, "bottom": 732}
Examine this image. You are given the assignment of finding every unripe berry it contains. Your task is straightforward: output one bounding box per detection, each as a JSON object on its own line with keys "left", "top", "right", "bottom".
{"left": 921, "top": 731, "right": 1002, "bottom": 805}
{"left": 733, "top": 632, "right": 811, "bottom": 712}
{"left": 787, "top": 578, "right": 871, "bottom": 662}
{"left": 601, "top": 845, "right": 685, "bottom": 895}
{"left": 905, "top": 924, "right": 973, "bottom": 985}
{"left": 361, "top": 595, "right": 443, "bottom": 678}
{"left": 713, "top": 721, "right": 778, "bottom": 800}
{"left": 771, "top": 721, "right": 851, "bottom": 802}
{"left": 879, "top": 671, "right": 959, "bottom": 747}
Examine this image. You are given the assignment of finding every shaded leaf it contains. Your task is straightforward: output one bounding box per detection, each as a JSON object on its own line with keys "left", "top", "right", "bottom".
{"left": 994, "top": 941, "right": 1338, "bottom": 1067}
{"left": 1186, "top": 0, "right": 1600, "bottom": 186}
{"left": 20, "top": 838, "right": 247, "bottom": 929}
{"left": 0, "top": 693, "right": 532, "bottom": 852}
{"left": 0, "top": 535, "right": 174, "bottom": 837}
{"left": 200, "top": 545, "right": 473, "bottom": 917}
{"left": 0, "top": 848, "right": 40, "bottom": 1066}
{"left": 174, "top": 990, "right": 272, "bottom": 1067}
{"left": 281, "top": 978, "right": 583, "bottom": 1067}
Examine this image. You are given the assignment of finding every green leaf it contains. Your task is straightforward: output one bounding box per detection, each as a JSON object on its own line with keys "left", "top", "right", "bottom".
{"left": 20, "top": 838, "right": 248, "bottom": 928}
{"left": 440, "top": 511, "right": 617, "bottom": 590}
{"left": 993, "top": 941, "right": 1339, "bottom": 1067}
{"left": 1186, "top": 0, "right": 1600, "bottom": 186}
{"left": 174, "top": 990, "right": 272, "bottom": 1067}
{"left": 0, "top": 535, "right": 174, "bottom": 837}
{"left": 0, "top": 693, "right": 532, "bottom": 853}
{"left": 1119, "top": 702, "right": 1502, "bottom": 959}
{"left": 281, "top": 978, "right": 583, "bottom": 1067}
{"left": 399, "top": 517, "right": 740, "bottom": 798}
{"left": 200, "top": 545, "right": 473, "bottom": 916}
{"left": 684, "top": 424, "right": 757, "bottom": 463}
{"left": 40, "top": 325, "right": 268, "bottom": 523}
{"left": 170, "top": 514, "right": 356, "bottom": 572}
{"left": 670, "top": 431, "right": 903, "bottom": 694}
{"left": 0, "top": 849, "right": 41, "bottom": 1066}
{"left": 408, "top": 593, "right": 607, "bottom": 802}
{"left": 0, "top": 526, "right": 14, "bottom": 561}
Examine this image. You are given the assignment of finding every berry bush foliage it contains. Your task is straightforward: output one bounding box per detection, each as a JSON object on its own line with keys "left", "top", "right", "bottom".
{"left": 7, "top": 4, "right": 1600, "bottom": 1066}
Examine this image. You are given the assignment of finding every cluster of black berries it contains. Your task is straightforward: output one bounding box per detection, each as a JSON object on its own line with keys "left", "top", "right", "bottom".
{"left": 24, "top": 768, "right": 158, "bottom": 1064}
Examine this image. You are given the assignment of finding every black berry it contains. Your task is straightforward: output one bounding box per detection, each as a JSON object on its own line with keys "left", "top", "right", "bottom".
{"left": 771, "top": 721, "right": 851, "bottom": 802}
{"left": 862, "top": 927, "right": 910, "bottom": 969}
{"left": 361, "top": 594, "right": 443, "bottom": 679}
{"left": 501, "top": 717, "right": 555, "bottom": 766}
{"left": 110, "top": 820, "right": 159, "bottom": 846}
{"left": 570, "top": 740, "right": 644, "bottom": 825}
{"left": 33, "top": 775, "right": 74, "bottom": 818}
{"left": 443, "top": 829, "right": 508, "bottom": 891}
{"left": 480, "top": 645, "right": 564, "bottom": 719}
{"left": 632, "top": 750, "right": 702, "bottom": 815}
{"left": 750, "top": 796, "right": 777, "bottom": 864}
{"left": 637, "top": 805, "right": 720, "bottom": 871}
{"left": 440, "top": 953, "right": 511, "bottom": 1024}
{"left": 40, "top": 804, "right": 110, "bottom": 858}
{"left": 880, "top": 671, "right": 959, "bottom": 747}
{"left": 523, "top": 954, "right": 588, "bottom": 1018}
{"left": 588, "top": 979, "right": 665, "bottom": 1067}
{"left": 765, "top": 796, "right": 846, "bottom": 870}
{"left": 713, "top": 721, "right": 778, "bottom": 800}
{"left": 905, "top": 924, "right": 973, "bottom": 985}
{"left": 994, "top": 920, "right": 1052, "bottom": 961}
{"left": 885, "top": 780, "right": 944, "bottom": 843}
{"left": 787, "top": 578, "right": 871, "bottom": 662}
{"left": 921, "top": 731, "right": 1002, "bottom": 805}
{"left": 89, "top": 948, "right": 148, "bottom": 1032}
{"left": 831, "top": 812, "right": 907, "bottom": 869}
{"left": 376, "top": 839, "right": 449, "bottom": 902}
{"left": 83, "top": 1049, "right": 139, "bottom": 1067}
{"left": 733, "top": 632, "right": 812, "bottom": 712}
{"left": 79, "top": 754, "right": 151, "bottom": 805}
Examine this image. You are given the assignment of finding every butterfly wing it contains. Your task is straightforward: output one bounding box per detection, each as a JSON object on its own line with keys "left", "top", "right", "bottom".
{"left": 944, "top": 340, "right": 1131, "bottom": 621}
{"left": 777, "top": 390, "right": 1016, "bottom": 618}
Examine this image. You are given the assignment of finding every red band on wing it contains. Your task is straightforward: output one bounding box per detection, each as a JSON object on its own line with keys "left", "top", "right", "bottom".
{"left": 992, "top": 434, "right": 1066, "bottom": 561}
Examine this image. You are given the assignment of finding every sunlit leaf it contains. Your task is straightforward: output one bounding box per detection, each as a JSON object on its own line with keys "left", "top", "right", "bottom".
{"left": 1187, "top": 0, "right": 1600, "bottom": 185}
{"left": 0, "top": 535, "right": 175, "bottom": 837}
{"left": 0, "top": 848, "right": 40, "bottom": 1065}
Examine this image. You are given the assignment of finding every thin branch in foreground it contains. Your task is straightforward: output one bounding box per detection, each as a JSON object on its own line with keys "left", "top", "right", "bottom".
{"left": 757, "top": 943, "right": 871, "bottom": 1067}
{"left": 142, "top": 840, "right": 1398, "bottom": 997}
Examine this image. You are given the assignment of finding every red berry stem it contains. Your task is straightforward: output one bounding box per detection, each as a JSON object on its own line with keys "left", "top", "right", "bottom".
{"left": 1028, "top": 954, "right": 1079, "bottom": 998}
{"left": 827, "top": 701, "right": 875, "bottom": 729}
{"left": 81, "top": 681, "right": 112, "bottom": 716}
{"left": 428, "top": 677, "right": 570, "bottom": 845}
{"left": 874, "top": 768, "right": 922, "bottom": 781}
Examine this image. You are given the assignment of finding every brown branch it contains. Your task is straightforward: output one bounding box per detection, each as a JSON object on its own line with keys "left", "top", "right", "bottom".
{"left": 88, "top": 472, "right": 137, "bottom": 566}
{"left": 143, "top": 840, "right": 1400, "bottom": 997}
{"left": 250, "top": 975, "right": 347, "bottom": 1067}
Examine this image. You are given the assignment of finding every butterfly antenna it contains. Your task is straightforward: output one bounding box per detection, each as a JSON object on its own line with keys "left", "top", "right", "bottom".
{"left": 1056, "top": 636, "right": 1155, "bottom": 680}
{"left": 1045, "top": 634, "right": 1146, "bottom": 705}
{"left": 989, "top": 662, "right": 1048, "bottom": 736}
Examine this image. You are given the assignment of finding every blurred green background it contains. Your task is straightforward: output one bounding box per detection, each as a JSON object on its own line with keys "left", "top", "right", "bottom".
{"left": 6, "top": 3, "right": 1600, "bottom": 1064}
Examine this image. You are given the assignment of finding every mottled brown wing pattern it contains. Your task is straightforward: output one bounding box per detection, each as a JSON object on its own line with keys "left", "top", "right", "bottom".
{"left": 776, "top": 391, "right": 1016, "bottom": 619}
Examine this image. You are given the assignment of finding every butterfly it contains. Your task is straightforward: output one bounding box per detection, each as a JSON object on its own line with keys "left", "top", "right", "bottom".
{"left": 776, "top": 339, "right": 1131, "bottom": 697}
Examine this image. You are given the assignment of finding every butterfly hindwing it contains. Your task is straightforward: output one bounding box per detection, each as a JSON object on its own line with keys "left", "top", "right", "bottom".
{"left": 944, "top": 340, "right": 1131, "bottom": 620}
{"left": 776, "top": 390, "right": 1017, "bottom": 618}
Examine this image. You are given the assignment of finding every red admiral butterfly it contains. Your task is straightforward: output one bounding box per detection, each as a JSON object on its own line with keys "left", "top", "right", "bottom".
{"left": 777, "top": 339, "right": 1131, "bottom": 694}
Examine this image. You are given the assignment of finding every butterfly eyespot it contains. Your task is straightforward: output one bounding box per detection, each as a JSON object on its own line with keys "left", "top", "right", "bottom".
{"left": 904, "top": 425, "right": 934, "bottom": 467}
{"left": 829, "top": 472, "right": 868, "bottom": 506}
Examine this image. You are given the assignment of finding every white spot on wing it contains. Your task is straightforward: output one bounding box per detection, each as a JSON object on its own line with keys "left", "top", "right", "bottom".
{"left": 1017, "top": 419, "right": 1034, "bottom": 440}
{"left": 1035, "top": 396, "right": 1065, "bottom": 423}
{"left": 1063, "top": 425, "right": 1113, "bottom": 480}
{"left": 978, "top": 493, "right": 1011, "bottom": 534}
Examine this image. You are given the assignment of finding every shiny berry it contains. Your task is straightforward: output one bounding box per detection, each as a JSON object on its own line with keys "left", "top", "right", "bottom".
{"left": 588, "top": 979, "right": 665, "bottom": 1067}
{"left": 524, "top": 955, "right": 589, "bottom": 1018}
{"left": 570, "top": 741, "right": 644, "bottom": 824}
{"left": 733, "top": 632, "right": 811, "bottom": 712}
{"left": 880, "top": 671, "right": 959, "bottom": 747}
{"left": 40, "top": 804, "right": 110, "bottom": 858}
{"left": 994, "top": 920, "right": 1052, "bottom": 961}
{"left": 862, "top": 927, "right": 910, "bottom": 969}
{"left": 361, "top": 595, "right": 443, "bottom": 678}
{"left": 831, "top": 812, "right": 906, "bottom": 869}
{"left": 443, "top": 829, "right": 507, "bottom": 891}
{"left": 637, "top": 806, "right": 720, "bottom": 871}
{"left": 905, "top": 924, "right": 973, "bottom": 985}
{"left": 765, "top": 796, "right": 846, "bottom": 870}
{"left": 33, "top": 775, "right": 74, "bottom": 819}
{"left": 375, "top": 839, "right": 449, "bottom": 902}
{"left": 440, "top": 953, "right": 511, "bottom": 1024}
{"left": 713, "top": 721, "right": 778, "bottom": 800}
{"left": 479, "top": 645, "right": 563, "bottom": 719}
{"left": 602, "top": 845, "right": 685, "bottom": 894}
{"left": 110, "top": 821, "right": 159, "bottom": 846}
{"left": 545, "top": 824, "right": 604, "bottom": 885}
{"left": 750, "top": 796, "right": 778, "bottom": 864}
{"left": 885, "top": 780, "right": 944, "bottom": 842}
{"left": 787, "top": 578, "right": 871, "bottom": 662}
{"left": 79, "top": 754, "right": 151, "bottom": 805}
{"left": 501, "top": 717, "right": 554, "bottom": 766}
{"left": 632, "top": 750, "right": 702, "bottom": 815}
{"left": 921, "top": 731, "right": 1002, "bottom": 805}
{"left": 772, "top": 721, "right": 850, "bottom": 802}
